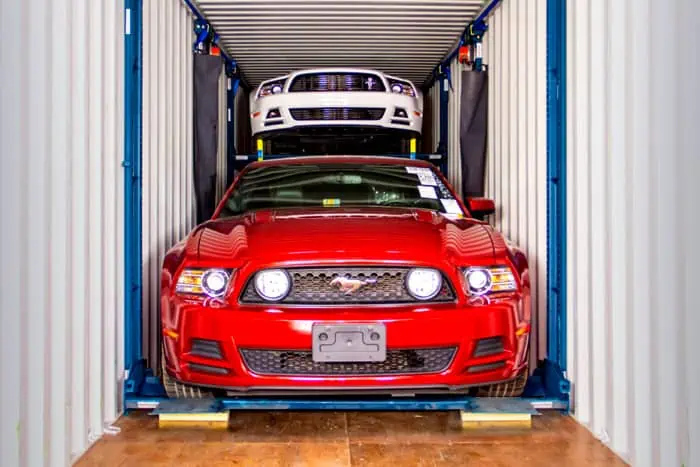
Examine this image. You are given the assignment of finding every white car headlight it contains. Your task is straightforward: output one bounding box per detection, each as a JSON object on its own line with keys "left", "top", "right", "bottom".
{"left": 405, "top": 268, "right": 443, "bottom": 300}
{"left": 258, "top": 80, "right": 286, "bottom": 98}
{"left": 176, "top": 268, "right": 232, "bottom": 298}
{"left": 254, "top": 269, "right": 291, "bottom": 301}
{"left": 388, "top": 79, "right": 416, "bottom": 97}
{"left": 463, "top": 266, "right": 517, "bottom": 296}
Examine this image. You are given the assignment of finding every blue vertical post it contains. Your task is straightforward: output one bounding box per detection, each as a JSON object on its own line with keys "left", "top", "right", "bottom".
{"left": 225, "top": 74, "right": 239, "bottom": 187}
{"left": 123, "top": 0, "right": 143, "bottom": 372}
{"left": 546, "top": 0, "right": 567, "bottom": 370}
{"left": 436, "top": 66, "right": 450, "bottom": 176}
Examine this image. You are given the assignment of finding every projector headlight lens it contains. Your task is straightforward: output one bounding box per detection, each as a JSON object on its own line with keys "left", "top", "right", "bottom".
{"left": 463, "top": 266, "right": 517, "bottom": 296}
{"left": 254, "top": 269, "right": 291, "bottom": 301}
{"left": 202, "top": 269, "right": 230, "bottom": 297}
{"left": 258, "top": 80, "right": 287, "bottom": 98}
{"left": 405, "top": 268, "right": 443, "bottom": 300}
{"left": 176, "top": 268, "right": 233, "bottom": 298}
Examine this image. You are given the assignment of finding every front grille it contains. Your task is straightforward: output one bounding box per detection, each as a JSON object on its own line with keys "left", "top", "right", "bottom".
{"left": 290, "top": 107, "right": 385, "bottom": 121}
{"left": 289, "top": 73, "right": 386, "bottom": 92}
{"left": 240, "top": 348, "right": 456, "bottom": 376}
{"left": 240, "top": 267, "right": 455, "bottom": 304}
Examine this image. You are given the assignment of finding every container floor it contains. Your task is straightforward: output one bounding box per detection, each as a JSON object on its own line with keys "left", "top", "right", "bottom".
{"left": 75, "top": 411, "right": 624, "bottom": 466}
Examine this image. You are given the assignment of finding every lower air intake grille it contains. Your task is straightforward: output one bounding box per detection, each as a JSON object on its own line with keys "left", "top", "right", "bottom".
{"left": 190, "top": 339, "right": 223, "bottom": 360}
{"left": 289, "top": 107, "right": 385, "bottom": 121}
{"left": 472, "top": 337, "right": 505, "bottom": 358}
{"left": 240, "top": 347, "right": 456, "bottom": 376}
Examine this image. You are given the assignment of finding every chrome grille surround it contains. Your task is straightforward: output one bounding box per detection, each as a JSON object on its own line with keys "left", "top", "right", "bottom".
{"left": 240, "top": 267, "right": 455, "bottom": 305}
{"left": 288, "top": 73, "right": 386, "bottom": 92}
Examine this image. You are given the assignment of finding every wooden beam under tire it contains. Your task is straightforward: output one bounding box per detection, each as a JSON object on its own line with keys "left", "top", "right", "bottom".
{"left": 157, "top": 411, "right": 230, "bottom": 429}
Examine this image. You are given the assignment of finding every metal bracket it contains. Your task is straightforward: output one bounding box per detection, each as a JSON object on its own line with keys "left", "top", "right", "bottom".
{"left": 193, "top": 19, "right": 211, "bottom": 54}
{"left": 465, "top": 20, "right": 488, "bottom": 71}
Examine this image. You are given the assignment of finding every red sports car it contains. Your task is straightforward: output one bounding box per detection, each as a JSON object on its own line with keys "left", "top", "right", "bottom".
{"left": 160, "top": 156, "right": 531, "bottom": 398}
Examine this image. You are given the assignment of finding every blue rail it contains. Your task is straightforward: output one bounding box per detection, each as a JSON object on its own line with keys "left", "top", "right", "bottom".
{"left": 546, "top": 0, "right": 568, "bottom": 370}
{"left": 123, "top": 0, "right": 144, "bottom": 381}
{"left": 150, "top": 396, "right": 545, "bottom": 414}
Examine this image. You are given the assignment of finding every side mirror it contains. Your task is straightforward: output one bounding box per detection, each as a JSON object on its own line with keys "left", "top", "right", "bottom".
{"left": 467, "top": 197, "right": 496, "bottom": 220}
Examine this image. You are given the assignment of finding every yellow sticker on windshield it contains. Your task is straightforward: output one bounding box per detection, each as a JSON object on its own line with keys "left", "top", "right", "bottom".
{"left": 323, "top": 198, "right": 341, "bottom": 207}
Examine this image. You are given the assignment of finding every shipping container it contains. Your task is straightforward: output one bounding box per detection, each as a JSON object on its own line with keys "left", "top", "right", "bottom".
{"left": 0, "top": 0, "right": 697, "bottom": 466}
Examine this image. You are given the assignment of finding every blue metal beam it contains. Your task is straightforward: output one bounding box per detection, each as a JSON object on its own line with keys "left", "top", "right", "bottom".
{"left": 546, "top": 0, "right": 567, "bottom": 370}
{"left": 123, "top": 0, "right": 144, "bottom": 374}
{"left": 226, "top": 75, "right": 240, "bottom": 187}
{"left": 133, "top": 394, "right": 565, "bottom": 413}
{"left": 436, "top": 68, "right": 450, "bottom": 176}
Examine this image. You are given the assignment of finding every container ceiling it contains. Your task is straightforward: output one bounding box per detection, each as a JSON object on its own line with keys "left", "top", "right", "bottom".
{"left": 194, "top": 0, "right": 486, "bottom": 87}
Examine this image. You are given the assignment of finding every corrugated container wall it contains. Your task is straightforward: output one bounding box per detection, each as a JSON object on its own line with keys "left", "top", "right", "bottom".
{"left": 433, "top": 0, "right": 549, "bottom": 366}
{"left": 0, "top": 1, "right": 125, "bottom": 466}
{"left": 482, "top": 0, "right": 549, "bottom": 367}
{"left": 140, "top": 1, "right": 228, "bottom": 368}
{"left": 141, "top": 0, "right": 197, "bottom": 370}
{"left": 566, "top": 0, "right": 699, "bottom": 465}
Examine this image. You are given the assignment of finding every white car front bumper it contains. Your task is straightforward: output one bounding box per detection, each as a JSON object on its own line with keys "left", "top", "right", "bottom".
{"left": 250, "top": 91, "right": 423, "bottom": 137}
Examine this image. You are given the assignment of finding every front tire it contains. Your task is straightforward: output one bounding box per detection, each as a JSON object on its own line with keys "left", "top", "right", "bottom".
{"left": 161, "top": 349, "right": 215, "bottom": 399}
{"left": 475, "top": 366, "right": 529, "bottom": 397}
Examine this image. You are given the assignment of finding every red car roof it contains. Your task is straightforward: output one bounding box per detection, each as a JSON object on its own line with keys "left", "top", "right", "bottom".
{"left": 247, "top": 155, "right": 435, "bottom": 169}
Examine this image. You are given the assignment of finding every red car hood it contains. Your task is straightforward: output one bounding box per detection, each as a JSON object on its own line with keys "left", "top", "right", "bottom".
{"left": 194, "top": 207, "right": 496, "bottom": 266}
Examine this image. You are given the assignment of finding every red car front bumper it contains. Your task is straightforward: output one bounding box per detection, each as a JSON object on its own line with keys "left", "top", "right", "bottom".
{"left": 161, "top": 297, "right": 530, "bottom": 394}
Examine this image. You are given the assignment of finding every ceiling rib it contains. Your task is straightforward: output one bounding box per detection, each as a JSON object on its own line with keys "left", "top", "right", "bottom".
{"left": 194, "top": 0, "right": 485, "bottom": 86}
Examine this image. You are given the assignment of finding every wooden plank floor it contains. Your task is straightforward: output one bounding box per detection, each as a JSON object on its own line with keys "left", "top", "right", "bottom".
{"left": 75, "top": 411, "right": 626, "bottom": 466}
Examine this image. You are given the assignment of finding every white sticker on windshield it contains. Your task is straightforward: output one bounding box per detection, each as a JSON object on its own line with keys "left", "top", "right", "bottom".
{"left": 440, "top": 198, "right": 464, "bottom": 215}
{"left": 406, "top": 166, "right": 437, "bottom": 185}
{"left": 417, "top": 172, "right": 437, "bottom": 186}
{"left": 418, "top": 185, "right": 438, "bottom": 199}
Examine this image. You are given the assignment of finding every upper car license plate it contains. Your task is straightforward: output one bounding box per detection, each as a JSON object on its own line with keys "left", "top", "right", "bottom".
{"left": 312, "top": 323, "right": 386, "bottom": 363}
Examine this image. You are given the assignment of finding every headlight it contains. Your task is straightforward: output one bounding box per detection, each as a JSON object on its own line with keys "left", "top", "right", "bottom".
{"left": 176, "top": 268, "right": 232, "bottom": 298}
{"left": 405, "top": 268, "right": 443, "bottom": 300}
{"left": 388, "top": 79, "right": 416, "bottom": 97}
{"left": 463, "top": 266, "right": 516, "bottom": 296}
{"left": 257, "top": 80, "right": 286, "bottom": 98}
{"left": 254, "top": 269, "right": 291, "bottom": 301}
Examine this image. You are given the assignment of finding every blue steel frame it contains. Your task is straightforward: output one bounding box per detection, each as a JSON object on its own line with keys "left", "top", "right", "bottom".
{"left": 225, "top": 75, "right": 240, "bottom": 187}
{"left": 546, "top": 0, "right": 567, "bottom": 371}
{"left": 123, "top": 0, "right": 143, "bottom": 376}
{"left": 121, "top": 0, "right": 570, "bottom": 412}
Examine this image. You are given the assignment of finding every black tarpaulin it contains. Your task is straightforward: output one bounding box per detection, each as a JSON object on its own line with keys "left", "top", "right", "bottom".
{"left": 459, "top": 70, "right": 488, "bottom": 198}
{"left": 193, "top": 54, "right": 223, "bottom": 224}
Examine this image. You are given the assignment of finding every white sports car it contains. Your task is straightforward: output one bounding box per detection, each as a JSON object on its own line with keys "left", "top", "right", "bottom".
{"left": 249, "top": 68, "right": 424, "bottom": 139}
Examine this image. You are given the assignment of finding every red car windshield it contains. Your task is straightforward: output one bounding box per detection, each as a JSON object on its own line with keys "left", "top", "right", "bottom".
{"left": 219, "top": 163, "right": 456, "bottom": 217}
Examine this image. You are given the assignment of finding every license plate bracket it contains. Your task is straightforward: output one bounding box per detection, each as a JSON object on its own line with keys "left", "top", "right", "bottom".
{"left": 312, "top": 323, "right": 386, "bottom": 363}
